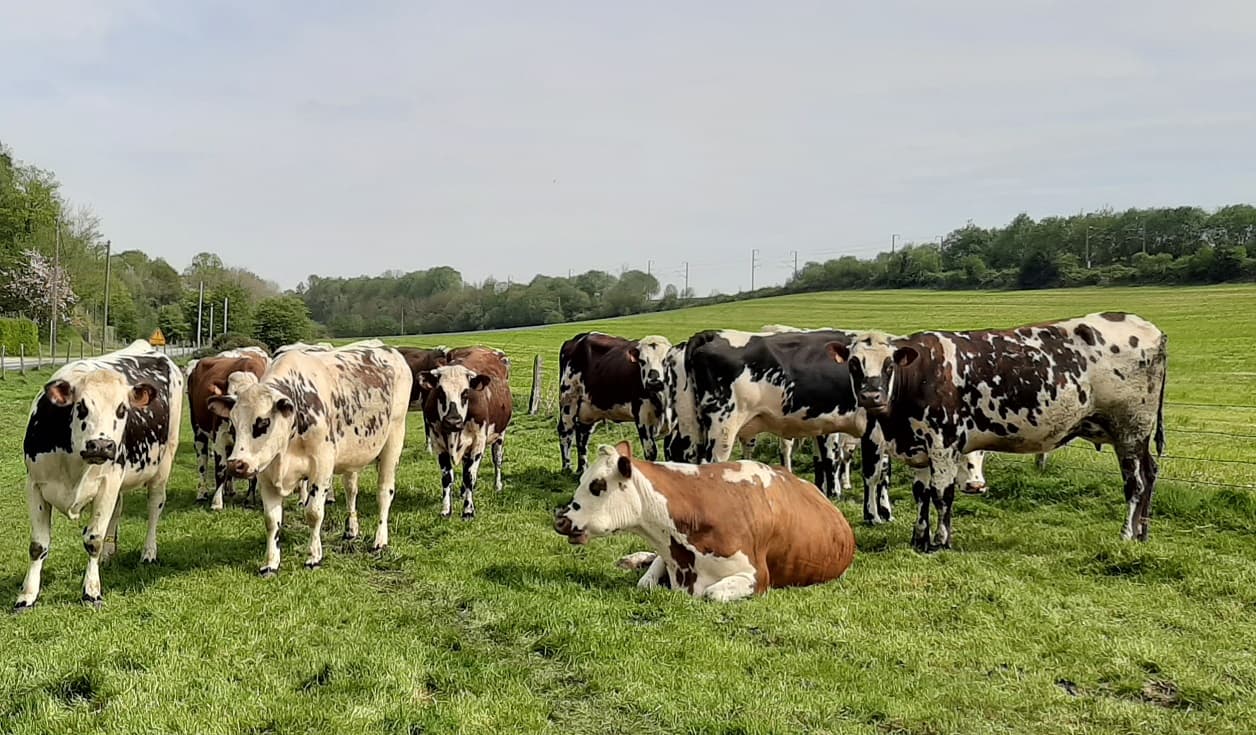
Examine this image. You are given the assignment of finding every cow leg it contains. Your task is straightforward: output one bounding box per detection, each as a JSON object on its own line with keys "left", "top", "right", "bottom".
{"left": 101, "top": 491, "right": 123, "bottom": 565}
{"left": 558, "top": 404, "right": 576, "bottom": 473}
{"left": 635, "top": 555, "right": 668, "bottom": 590}
{"left": 910, "top": 469, "right": 933, "bottom": 552}
{"left": 862, "top": 437, "right": 893, "bottom": 524}
{"left": 740, "top": 435, "right": 756, "bottom": 460}
{"left": 492, "top": 437, "right": 505, "bottom": 492}
{"left": 838, "top": 438, "right": 855, "bottom": 492}
{"left": 814, "top": 435, "right": 836, "bottom": 498}
{"left": 258, "top": 479, "right": 284, "bottom": 577}
{"left": 209, "top": 449, "right": 229, "bottom": 511}
{"left": 342, "top": 471, "right": 361, "bottom": 541}
{"left": 1116, "top": 446, "right": 1145, "bottom": 541}
{"left": 574, "top": 422, "right": 593, "bottom": 474}
{"left": 245, "top": 477, "right": 259, "bottom": 507}
{"left": 439, "top": 451, "right": 455, "bottom": 518}
{"left": 963, "top": 451, "right": 987, "bottom": 494}
{"left": 1035, "top": 452, "right": 1049, "bottom": 472}
{"left": 918, "top": 456, "right": 960, "bottom": 552}
{"left": 82, "top": 482, "right": 122, "bottom": 606}
{"left": 703, "top": 572, "right": 758, "bottom": 602}
{"left": 372, "top": 426, "right": 405, "bottom": 550}
{"left": 141, "top": 475, "right": 167, "bottom": 564}
{"left": 461, "top": 450, "right": 484, "bottom": 520}
{"left": 780, "top": 438, "right": 794, "bottom": 474}
{"left": 637, "top": 422, "right": 658, "bottom": 461}
{"left": 194, "top": 430, "right": 211, "bottom": 502}
{"left": 1136, "top": 444, "right": 1158, "bottom": 542}
{"left": 705, "top": 413, "right": 740, "bottom": 464}
{"left": 16, "top": 480, "right": 52, "bottom": 611}
{"left": 302, "top": 477, "right": 330, "bottom": 569}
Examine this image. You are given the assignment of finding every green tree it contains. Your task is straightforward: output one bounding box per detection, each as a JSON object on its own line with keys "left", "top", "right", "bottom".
{"left": 253, "top": 296, "right": 314, "bottom": 349}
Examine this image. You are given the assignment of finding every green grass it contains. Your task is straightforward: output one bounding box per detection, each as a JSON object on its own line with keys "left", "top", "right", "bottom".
{"left": 3, "top": 284, "right": 1256, "bottom": 734}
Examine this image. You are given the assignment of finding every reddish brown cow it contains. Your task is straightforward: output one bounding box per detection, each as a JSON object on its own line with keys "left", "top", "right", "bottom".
{"left": 419, "top": 347, "right": 512, "bottom": 519}
{"left": 187, "top": 348, "right": 270, "bottom": 510}
{"left": 397, "top": 347, "right": 449, "bottom": 409}
{"left": 555, "top": 442, "right": 856, "bottom": 601}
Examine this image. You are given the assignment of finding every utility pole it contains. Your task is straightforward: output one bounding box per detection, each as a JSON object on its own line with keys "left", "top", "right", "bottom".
{"left": 750, "top": 248, "right": 760, "bottom": 291}
{"left": 891, "top": 233, "right": 899, "bottom": 254}
{"left": 683, "top": 261, "right": 690, "bottom": 297}
{"left": 196, "top": 281, "right": 204, "bottom": 348}
{"left": 791, "top": 250, "right": 799, "bottom": 279}
{"left": 51, "top": 216, "right": 61, "bottom": 351}
{"left": 102, "top": 239, "right": 111, "bottom": 351}
{"left": 208, "top": 304, "right": 215, "bottom": 340}
{"left": 223, "top": 297, "right": 229, "bottom": 335}
{"left": 1085, "top": 226, "right": 1093, "bottom": 268}
{"left": 1142, "top": 222, "right": 1147, "bottom": 254}
{"left": 647, "top": 259, "right": 653, "bottom": 277}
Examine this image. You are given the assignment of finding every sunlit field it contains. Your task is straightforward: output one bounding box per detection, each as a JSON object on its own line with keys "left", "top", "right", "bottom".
{"left": 3, "top": 285, "right": 1255, "bottom": 734}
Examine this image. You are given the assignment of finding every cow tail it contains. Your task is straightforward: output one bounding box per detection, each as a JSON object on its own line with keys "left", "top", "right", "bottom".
{"left": 1154, "top": 336, "right": 1167, "bottom": 457}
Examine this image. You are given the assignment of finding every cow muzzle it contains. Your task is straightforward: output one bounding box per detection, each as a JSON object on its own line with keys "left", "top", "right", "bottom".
{"left": 644, "top": 372, "right": 664, "bottom": 392}
{"left": 80, "top": 438, "right": 117, "bottom": 465}
{"left": 858, "top": 392, "right": 890, "bottom": 415}
{"left": 226, "top": 459, "right": 256, "bottom": 479}
{"left": 553, "top": 510, "right": 589, "bottom": 545}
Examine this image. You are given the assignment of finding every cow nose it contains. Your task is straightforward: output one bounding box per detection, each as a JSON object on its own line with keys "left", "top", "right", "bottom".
{"left": 82, "top": 438, "right": 116, "bottom": 460}
{"left": 227, "top": 459, "right": 254, "bottom": 478}
{"left": 553, "top": 510, "right": 574, "bottom": 536}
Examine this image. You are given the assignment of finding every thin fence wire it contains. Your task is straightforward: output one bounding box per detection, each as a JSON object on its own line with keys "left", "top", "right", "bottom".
{"left": 1166, "top": 401, "right": 1256, "bottom": 410}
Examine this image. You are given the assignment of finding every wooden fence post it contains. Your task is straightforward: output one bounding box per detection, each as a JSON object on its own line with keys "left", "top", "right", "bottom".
{"left": 80, "top": 340, "right": 85, "bottom": 360}
{"left": 19, "top": 343, "right": 25, "bottom": 374}
{"left": 1, "top": 345, "right": 6, "bottom": 380}
{"left": 65, "top": 340, "right": 71, "bottom": 364}
{"left": 528, "top": 355, "right": 543, "bottom": 415}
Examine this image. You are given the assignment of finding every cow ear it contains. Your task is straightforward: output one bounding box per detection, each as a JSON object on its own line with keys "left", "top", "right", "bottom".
{"left": 893, "top": 346, "right": 919, "bottom": 367}
{"left": 418, "top": 371, "right": 437, "bottom": 391}
{"left": 826, "top": 341, "right": 850, "bottom": 364}
{"left": 616, "top": 455, "right": 633, "bottom": 479}
{"left": 469, "top": 373, "right": 491, "bottom": 391}
{"left": 207, "top": 395, "right": 235, "bottom": 419}
{"left": 45, "top": 379, "right": 75, "bottom": 407}
{"left": 130, "top": 382, "right": 158, "bottom": 408}
{"left": 614, "top": 440, "right": 633, "bottom": 458}
{"left": 627, "top": 347, "right": 639, "bottom": 363}
{"left": 275, "top": 397, "right": 295, "bottom": 418}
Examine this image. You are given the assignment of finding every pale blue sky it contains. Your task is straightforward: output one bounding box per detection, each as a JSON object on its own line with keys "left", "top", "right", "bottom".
{"left": 4, "top": 1, "right": 1255, "bottom": 295}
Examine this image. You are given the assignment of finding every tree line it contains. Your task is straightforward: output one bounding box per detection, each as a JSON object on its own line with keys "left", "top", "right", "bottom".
{"left": 5, "top": 139, "right": 1255, "bottom": 344}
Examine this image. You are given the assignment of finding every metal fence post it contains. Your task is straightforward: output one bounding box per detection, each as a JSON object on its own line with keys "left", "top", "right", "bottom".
{"left": 19, "top": 343, "right": 25, "bottom": 374}
{"left": 37, "top": 341, "right": 43, "bottom": 369}
{"left": 1, "top": 345, "right": 6, "bottom": 380}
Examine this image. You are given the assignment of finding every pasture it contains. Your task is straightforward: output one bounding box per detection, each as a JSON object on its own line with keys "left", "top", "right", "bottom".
{"left": 3, "top": 285, "right": 1256, "bottom": 735}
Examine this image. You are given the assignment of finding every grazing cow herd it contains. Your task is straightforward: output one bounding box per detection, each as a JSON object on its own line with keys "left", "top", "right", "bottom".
{"left": 15, "top": 310, "right": 1169, "bottom": 609}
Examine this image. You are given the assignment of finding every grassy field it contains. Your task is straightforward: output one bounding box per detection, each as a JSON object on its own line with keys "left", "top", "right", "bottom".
{"left": 3, "top": 285, "right": 1256, "bottom": 734}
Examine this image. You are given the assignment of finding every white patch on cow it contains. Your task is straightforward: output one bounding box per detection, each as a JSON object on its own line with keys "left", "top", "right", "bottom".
{"left": 657, "top": 461, "right": 701, "bottom": 476}
{"left": 719, "top": 330, "right": 757, "bottom": 348}
{"left": 721, "top": 460, "right": 776, "bottom": 487}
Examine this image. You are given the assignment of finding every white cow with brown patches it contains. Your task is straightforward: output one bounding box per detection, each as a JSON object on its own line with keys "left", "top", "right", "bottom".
{"left": 554, "top": 442, "right": 856, "bottom": 601}
{"left": 209, "top": 340, "right": 411, "bottom": 576}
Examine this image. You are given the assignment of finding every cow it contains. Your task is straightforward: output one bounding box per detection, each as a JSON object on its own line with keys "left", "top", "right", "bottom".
{"left": 187, "top": 347, "right": 270, "bottom": 510}
{"left": 553, "top": 442, "right": 855, "bottom": 601}
{"left": 209, "top": 339, "right": 411, "bottom": 576}
{"left": 16, "top": 340, "right": 182, "bottom": 610}
{"left": 397, "top": 346, "right": 450, "bottom": 409}
{"left": 827, "top": 312, "right": 1168, "bottom": 551}
{"left": 669, "top": 329, "right": 896, "bottom": 523}
{"left": 556, "top": 332, "right": 671, "bottom": 473}
{"left": 419, "top": 347, "right": 512, "bottom": 519}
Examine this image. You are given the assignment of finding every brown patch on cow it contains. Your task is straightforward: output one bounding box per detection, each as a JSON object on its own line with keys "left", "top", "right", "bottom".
{"left": 1109, "top": 344, "right": 1120, "bottom": 354}
{"left": 1129, "top": 335, "right": 1140, "bottom": 348}
{"left": 669, "top": 537, "right": 698, "bottom": 592}
{"left": 558, "top": 333, "right": 651, "bottom": 416}
{"left": 1100, "top": 312, "right": 1126, "bottom": 321}
{"left": 398, "top": 347, "right": 449, "bottom": 407}
{"left": 1073, "top": 324, "right": 1096, "bottom": 346}
{"left": 634, "top": 459, "right": 855, "bottom": 595}
{"left": 187, "top": 354, "right": 270, "bottom": 440}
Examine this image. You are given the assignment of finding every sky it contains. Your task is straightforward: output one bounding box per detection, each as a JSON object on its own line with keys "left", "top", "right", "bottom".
{"left": 3, "top": 1, "right": 1256, "bottom": 296}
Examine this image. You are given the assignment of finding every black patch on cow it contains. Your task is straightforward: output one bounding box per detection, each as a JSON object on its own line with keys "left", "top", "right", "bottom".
{"left": 669, "top": 536, "right": 698, "bottom": 592}
{"left": 252, "top": 417, "right": 271, "bottom": 438}
{"left": 24, "top": 394, "right": 75, "bottom": 460}
{"left": 29, "top": 542, "right": 46, "bottom": 561}
{"left": 1100, "top": 312, "right": 1126, "bottom": 321}
{"left": 588, "top": 478, "right": 606, "bottom": 496}
{"left": 1073, "top": 324, "right": 1096, "bottom": 346}
{"left": 1129, "top": 335, "right": 1140, "bottom": 348}
{"left": 75, "top": 401, "right": 88, "bottom": 420}
{"left": 1109, "top": 344, "right": 1120, "bottom": 354}
{"left": 115, "top": 403, "right": 126, "bottom": 420}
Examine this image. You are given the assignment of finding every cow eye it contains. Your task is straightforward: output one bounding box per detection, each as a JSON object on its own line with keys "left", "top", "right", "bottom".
{"left": 116, "top": 403, "right": 127, "bottom": 419}
{"left": 589, "top": 479, "right": 607, "bottom": 496}
{"left": 253, "top": 418, "right": 271, "bottom": 436}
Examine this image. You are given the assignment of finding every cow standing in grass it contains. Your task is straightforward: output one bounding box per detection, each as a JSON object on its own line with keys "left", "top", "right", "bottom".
{"left": 557, "top": 332, "right": 672, "bottom": 473}
{"left": 828, "top": 312, "right": 1168, "bottom": 550}
{"left": 420, "top": 347, "right": 512, "bottom": 519}
{"left": 187, "top": 347, "right": 270, "bottom": 510}
{"left": 210, "top": 340, "right": 411, "bottom": 575}
{"left": 17, "top": 340, "right": 182, "bottom": 610}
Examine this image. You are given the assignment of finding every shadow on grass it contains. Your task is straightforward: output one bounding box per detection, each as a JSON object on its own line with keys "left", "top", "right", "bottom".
{"left": 479, "top": 559, "right": 630, "bottom": 592}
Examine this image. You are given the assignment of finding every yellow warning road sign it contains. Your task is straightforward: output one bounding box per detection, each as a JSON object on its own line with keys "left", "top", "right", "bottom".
{"left": 149, "top": 328, "right": 166, "bottom": 346}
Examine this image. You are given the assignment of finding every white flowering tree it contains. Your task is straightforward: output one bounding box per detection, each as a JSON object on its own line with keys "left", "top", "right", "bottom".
{"left": 0, "top": 249, "right": 77, "bottom": 326}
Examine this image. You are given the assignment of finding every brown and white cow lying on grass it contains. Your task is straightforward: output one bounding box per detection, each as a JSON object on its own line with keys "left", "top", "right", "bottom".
{"left": 554, "top": 442, "right": 855, "bottom": 601}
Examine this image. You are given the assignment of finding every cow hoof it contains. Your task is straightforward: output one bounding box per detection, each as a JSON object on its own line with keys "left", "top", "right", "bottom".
{"left": 258, "top": 567, "right": 277, "bottom": 579}
{"left": 926, "top": 542, "right": 950, "bottom": 554}
{"left": 140, "top": 556, "right": 158, "bottom": 565}
{"left": 461, "top": 512, "right": 475, "bottom": 521}
{"left": 13, "top": 601, "right": 36, "bottom": 614}
{"left": 81, "top": 594, "right": 103, "bottom": 609}
{"left": 304, "top": 560, "right": 322, "bottom": 570}
{"left": 342, "top": 532, "right": 359, "bottom": 542}
{"left": 911, "top": 535, "right": 930, "bottom": 553}
{"left": 440, "top": 511, "right": 452, "bottom": 519}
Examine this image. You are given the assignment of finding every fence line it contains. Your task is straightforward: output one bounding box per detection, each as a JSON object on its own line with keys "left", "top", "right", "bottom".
{"left": 1166, "top": 401, "right": 1256, "bottom": 410}
{"left": 1021, "top": 458, "right": 1256, "bottom": 492}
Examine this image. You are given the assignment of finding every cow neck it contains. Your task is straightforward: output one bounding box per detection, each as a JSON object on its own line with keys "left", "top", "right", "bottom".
{"left": 622, "top": 462, "right": 680, "bottom": 548}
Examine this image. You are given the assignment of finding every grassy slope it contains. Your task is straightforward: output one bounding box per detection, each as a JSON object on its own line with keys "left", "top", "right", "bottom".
{"left": 2, "top": 285, "right": 1255, "bottom": 735}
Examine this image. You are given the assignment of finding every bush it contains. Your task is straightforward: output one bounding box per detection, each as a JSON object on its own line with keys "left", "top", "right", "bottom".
{"left": 192, "top": 332, "right": 271, "bottom": 361}
{"left": 252, "top": 297, "right": 314, "bottom": 350}
{"left": 0, "top": 317, "right": 39, "bottom": 355}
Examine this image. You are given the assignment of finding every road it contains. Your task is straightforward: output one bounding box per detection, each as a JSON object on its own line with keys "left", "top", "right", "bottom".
{"left": 0, "top": 345, "right": 196, "bottom": 373}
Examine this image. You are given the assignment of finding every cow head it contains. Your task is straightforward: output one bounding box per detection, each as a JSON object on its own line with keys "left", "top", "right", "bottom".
{"left": 207, "top": 373, "right": 294, "bottom": 479}
{"left": 43, "top": 370, "right": 159, "bottom": 465}
{"left": 420, "top": 365, "right": 490, "bottom": 430}
{"left": 630, "top": 335, "right": 672, "bottom": 395}
{"left": 554, "top": 442, "right": 643, "bottom": 545}
{"left": 827, "top": 333, "right": 917, "bottom": 417}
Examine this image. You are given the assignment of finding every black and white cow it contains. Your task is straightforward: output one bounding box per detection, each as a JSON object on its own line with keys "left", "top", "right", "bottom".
{"left": 209, "top": 339, "right": 411, "bottom": 576}
{"left": 829, "top": 312, "right": 1168, "bottom": 551}
{"left": 17, "top": 340, "right": 183, "bottom": 610}
{"left": 557, "top": 332, "right": 672, "bottom": 473}
{"left": 661, "top": 329, "right": 894, "bottom": 521}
